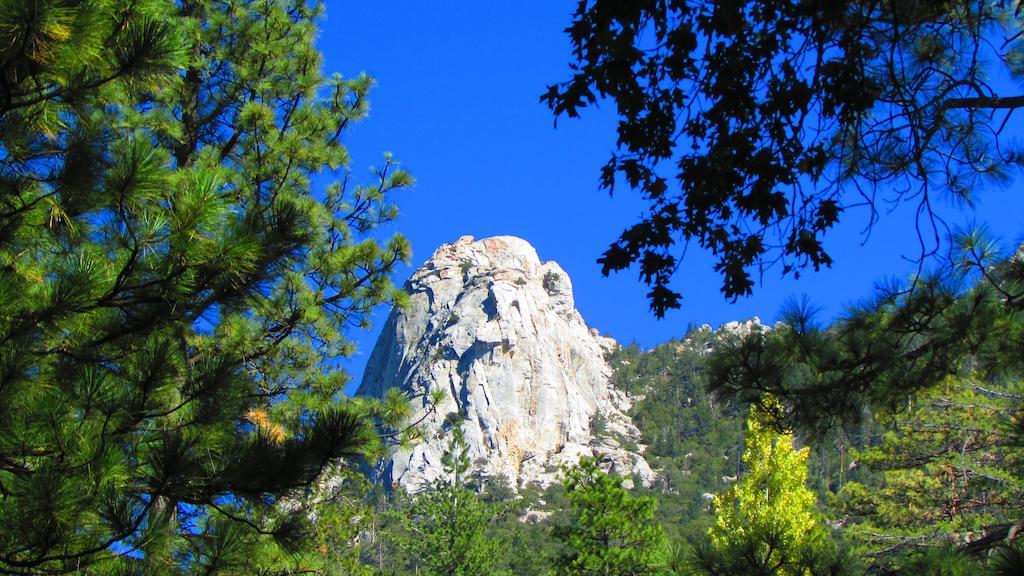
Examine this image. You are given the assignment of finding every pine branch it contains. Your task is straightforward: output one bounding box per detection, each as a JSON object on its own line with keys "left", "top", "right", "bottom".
{"left": 940, "top": 95, "right": 1024, "bottom": 111}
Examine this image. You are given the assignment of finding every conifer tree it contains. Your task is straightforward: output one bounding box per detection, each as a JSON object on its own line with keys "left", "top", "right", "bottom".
{"left": 552, "top": 457, "right": 665, "bottom": 576}
{"left": 707, "top": 235, "right": 1024, "bottom": 435}
{"left": 836, "top": 376, "right": 1024, "bottom": 563}
{"left": 0, "top": 0, "right": 411, "bottom": 573}
{"left": 702, "top": 237, "right": 1024, "bottom": 564}
{"left": 385, "top": 426, "right": 508, "bottom": 576}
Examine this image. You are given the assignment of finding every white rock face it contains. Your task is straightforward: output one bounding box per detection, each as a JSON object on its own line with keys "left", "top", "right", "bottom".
{"left": 358, "top": 235, "right": 655, "bottom": 492}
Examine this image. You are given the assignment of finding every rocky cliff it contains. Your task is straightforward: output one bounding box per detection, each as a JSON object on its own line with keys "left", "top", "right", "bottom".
{"left": 357, "top": 235, "right": 654, "bottom": 492}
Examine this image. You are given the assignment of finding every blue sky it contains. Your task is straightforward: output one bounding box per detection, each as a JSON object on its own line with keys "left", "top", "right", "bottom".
{"left": 320, "top": 2, "right": 1023, "bottom": 392}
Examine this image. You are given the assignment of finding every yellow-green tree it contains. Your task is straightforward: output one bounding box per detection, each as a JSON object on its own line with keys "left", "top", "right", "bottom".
{"left": 698, "top": 399, "right": 844, "bottom": 575}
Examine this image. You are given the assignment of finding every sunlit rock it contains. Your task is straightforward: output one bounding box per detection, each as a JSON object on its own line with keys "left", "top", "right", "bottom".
{"left": 358, "top": 235, "right": 655, "bottom": 492}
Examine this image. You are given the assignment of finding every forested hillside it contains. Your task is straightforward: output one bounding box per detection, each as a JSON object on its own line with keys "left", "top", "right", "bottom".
{"left": 352, "top": 322, "right": 1023, "bottom": 575}
{"left": 4, "top": 1, "right": 1024, "bottom": 575}
{"left": 607, "top": 330, "right": 747, "bottom": 544}
{"left": 618, "top": 327, "right": 1023, "bottom": 573}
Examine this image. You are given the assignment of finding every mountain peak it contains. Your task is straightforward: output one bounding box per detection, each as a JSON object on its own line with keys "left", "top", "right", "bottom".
{"left": 358, "top": 236, "right": 653, "bottom": 492}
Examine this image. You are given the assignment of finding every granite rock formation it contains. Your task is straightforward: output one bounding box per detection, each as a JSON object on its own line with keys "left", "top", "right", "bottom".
{"left": 357, "top": 235, "right": 655, "bottom": 492}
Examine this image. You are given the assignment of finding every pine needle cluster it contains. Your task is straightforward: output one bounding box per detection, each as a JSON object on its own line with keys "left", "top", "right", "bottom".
{"left": 0, "top": 1, "right": 411, "bottom": 573}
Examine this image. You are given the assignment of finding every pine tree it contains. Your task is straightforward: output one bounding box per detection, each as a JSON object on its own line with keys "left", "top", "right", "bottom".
{"left": 707, "top": 235, "right": 1024, "bottom": 435}
{"left": 0, "top": 0, "right": 411, "bottom": 573}
{"left": 552, "top": 457, "right": 665, "bottom": 576}
{"left": 836, "top": 375, "right": 1024, "bottom": 564}
{"left": 701, "top": 238, "right": 1024, "bottom": 566}
{"left": 385, "top": 425, "right": 508, "bottom": 576}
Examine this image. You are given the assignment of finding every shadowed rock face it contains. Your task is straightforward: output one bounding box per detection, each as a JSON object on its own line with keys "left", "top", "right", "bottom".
{"left": 357, "top": 235, "right": 655, "bottom": 492}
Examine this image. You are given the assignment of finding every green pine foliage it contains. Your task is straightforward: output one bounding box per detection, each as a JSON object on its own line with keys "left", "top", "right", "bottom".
{"left": 705, "top": 238, "right": 1024, "bottom": 435}
{"left": 384, "top": 426, "right": 509, "bottom": 576}
{"left": 835, "top": 376, "right": 1024, "bottom": 565}
{"left": 607, "top": 334, "right": 745, "bottom": 541}
{"left": 886, "top": 543, "right": 1024, "bottom": 576}
{"left": 702, "top": 238, "right": 1024, "bottom": 565}
{"left": 552, "top": 457, "right": 666, "bottom": 576}
{"left": 0, "top": 0, "right": 411, "bottom": 573}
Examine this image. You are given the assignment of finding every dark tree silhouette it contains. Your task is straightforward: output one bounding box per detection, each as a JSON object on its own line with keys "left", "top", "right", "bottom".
{"left": 545, "top": 0, "right": 1024, "bottom": 316}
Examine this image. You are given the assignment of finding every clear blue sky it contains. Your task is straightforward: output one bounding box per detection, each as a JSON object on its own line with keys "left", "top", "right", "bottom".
{"left": 319, "top": 2, "right": 1023, "bottom": 392}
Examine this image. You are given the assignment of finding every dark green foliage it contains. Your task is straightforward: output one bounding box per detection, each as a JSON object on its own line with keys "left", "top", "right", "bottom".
{"left": 552, "top": 457, "right": 665, "bottom": 576}
{"left": 491, "top": 482, "right": 570, "bottom": 576}
{"left": 0, "top": 0, "right": 411, "bottom": 573}
{"left": 705, "top": 238, "right": 1024, "bottom": 434}
{"left": 543, "top": 270, "right": 561, "bottom": 294}
{"left": 546, "top": 1, "right": 1024, "bottom": 316}
{"left": 686, "top": 533, "right": 858, "bottom": 576}
{"left": 892, "top": 546, "right": 978, "bottom": 576}
{"left": 384, "top": 426, "right": 509, "bottom": 576}
{"left": 991, "top": 542, "right": 1024, "bottom": 576}
{"left": 803, "top": 422, "right": 875, "bottom": 501}
{"left": 878, "top": 541, "right": 1024, "bottom": 575}
{"left": 374, "top": 475, "right": 569, "bottom": 573}
{"left": 607, "top": 335, "right": 745, "bottom": 541}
